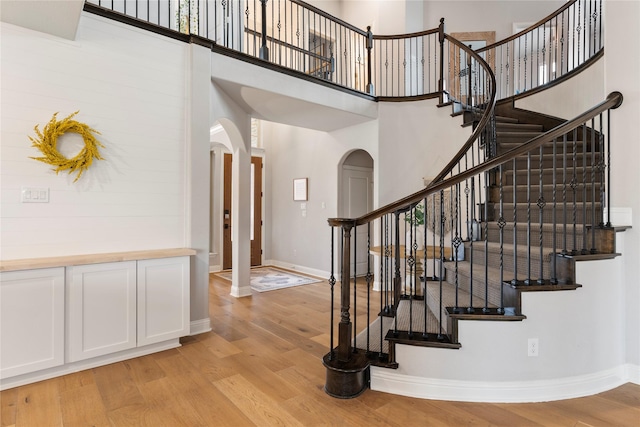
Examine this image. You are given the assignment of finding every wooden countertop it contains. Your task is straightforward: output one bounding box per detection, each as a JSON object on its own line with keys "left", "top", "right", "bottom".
{"left": 0, "top": 248, "right": 197, "bottom": 272}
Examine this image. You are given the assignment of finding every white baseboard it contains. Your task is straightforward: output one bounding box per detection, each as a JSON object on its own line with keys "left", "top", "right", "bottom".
{"left": 264, "top": 259, "right": 329, "bottom": 280}
{"left": 209, "top": 264, "right": 222, "bottom": 273}
{"left": 0, "top": 339, "right": 180, "bottom": 391}
{"left": 190, "top": 318, "right": 212, "bottom": 335}
{"left": 370, "top": 365, "right": 631, "bottom": 403}
{"left": 625, "top": 363, "right": 640, "bottom": 384}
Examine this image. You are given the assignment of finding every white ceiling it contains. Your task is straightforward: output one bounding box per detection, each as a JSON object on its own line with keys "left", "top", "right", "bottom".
{"left": 211, "top": 52, "right": 378, "bottom": 133}
{"left": 1, "top": 0, "right": 85, "bottom": 40}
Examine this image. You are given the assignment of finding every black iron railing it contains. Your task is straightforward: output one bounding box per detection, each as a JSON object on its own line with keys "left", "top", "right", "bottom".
{"left": 325, "top": 91, "right": 622, "bottom": 397}
{"left": 478, "top": 0, "right": 603, "bottom": 100}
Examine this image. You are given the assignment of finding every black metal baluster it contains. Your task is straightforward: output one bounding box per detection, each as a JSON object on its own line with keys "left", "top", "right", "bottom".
{"left": 380, "top": 215, "right": 385, "bottom": 357}
{"left": 438, "top": 189, "right": 445, "bottom": 336}
{"left": 512, "top": 157, "right": 519, "bottom": 285}
{"left": 453, "top": 181, "right": 461, "bottom": 313}
{"left": 538, "top": 143, "right": 545, "bottom": 284}
{"left": 582, "top": 122, "right": 588, "bottom": 254}
{"left": 598, "top": 113, "right": 605, "bottom": 227}
{"left": 552, "top": 136, "right": 558, "bottom": 284}
{"left": 393, "top": 212, "right": 401, "bottom": 335}
{"left": 571, "top": 128, "right": 578, "bottom": 254}
{"left": 329, "top": 227, "right": 336, "bottom": 360}
{"left": 560, "top": 10, "right": 565, "bottom": 75}
{"left": 352, "top": 229, "right": 357, "bottom": 352}
{"left": 606, "top": 109, "right": 611, "bottom": 227}
{"left": 525, "top": 151, "right": 532, "bottom": 284}
{"left": 590, "top": 118, "right": 597, "bottom": 253}
{"left": 498, "top": 164, "right": 505, "bottom": 312}
{"left": 483, "top": 170, "right": 489, "bottom": 313}
{"left": 423, "top": 196, "right": 429, "bottom": 338}
{"left": 366, "top": 223, "right": 371, "bottom": 353}
{"left": 468, "top": 177, "right": 475, "bottom": 312}
{"left": 562, "top": 132, "right": 568, "bottom": 254}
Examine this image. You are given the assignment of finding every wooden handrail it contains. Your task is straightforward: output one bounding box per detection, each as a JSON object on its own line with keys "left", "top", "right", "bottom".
{"left": 372, "top": 27, "right": 439, "bottom": 41}
{"left": 328, "top": 91, "right": 623, "bottom": 228}
{"left": 427, "top": 34, "right": 497, "bottom": 185}
{"left": 288, "top": 0, "right": 368, "bottom": 35}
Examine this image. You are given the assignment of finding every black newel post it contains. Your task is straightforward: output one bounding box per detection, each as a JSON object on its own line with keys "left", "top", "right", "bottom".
{"left": 323, "top": 219, "right": 369, "bottom": 399}
{"left": 259, "top": 0, "right": 269, "bottom": 60}
{"left": 337, "top": 223, "right": 354, "bottom": 361}
{"left": 366, "top": 26, "right": 374, "bottom": 95}
{"left": 438, "top": 18, "right": 445, "bottom": 104}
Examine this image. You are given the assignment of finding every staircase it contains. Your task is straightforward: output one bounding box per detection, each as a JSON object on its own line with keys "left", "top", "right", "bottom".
{"left": 424, "top": 107, "right": 612, "bottom": 340}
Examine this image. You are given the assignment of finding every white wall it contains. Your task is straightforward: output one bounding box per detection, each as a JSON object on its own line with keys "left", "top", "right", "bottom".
{"left": 340, "top": 0, "right": 410, "bottom": 34}
{"left": 378, "top": 99, "right": 470, "bottom": 205}
{"left": 604, "top": 0, "right": 640, "bottom": 376}
{"left": 422, "top": 1, "right": 565, "bottom": 38}
{"left": 0, "top": 14, "right": 189, "bottom": 260}
{"left": 262, "top": 120, "right": 378, "bottom": 276}
{"left": 516, "top": 59, "right": 605, "bottom": 119}
{"left": 372, "top": 256, "right": 627, "bottom": 402}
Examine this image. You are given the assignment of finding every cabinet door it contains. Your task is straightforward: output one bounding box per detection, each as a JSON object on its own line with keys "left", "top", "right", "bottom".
{"left": 137, "top": 257, "right": 190, "bottom": 346}
{"left": 67, "top": 262, "right": 137, "bottom": 362}
{"left": 0, "top": 268, "right": 65, "bottom": 379}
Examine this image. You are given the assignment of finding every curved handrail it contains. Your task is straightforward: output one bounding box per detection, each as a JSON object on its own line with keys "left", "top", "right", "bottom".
{"left": 429, "top": 34, "right": 497, "bottom": 184}
{"left": 329, "top": 91, "right": 622, "bottom": 228}
{"left": 479, "top": 0, "right": 578, "bottom": 52}
{"left": 476, "top": 0, "right": 603, "bottom": 101}
{"left": 288, "top": 0, "right": 368, "bottom": 36}
{"left": 330, "top": 36, "right": 498, "bottom": 227}
{"left": 372, "top": 28, "right": 439, "bottom": 41}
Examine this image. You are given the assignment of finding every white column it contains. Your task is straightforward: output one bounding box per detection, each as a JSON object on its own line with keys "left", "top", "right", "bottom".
{"left": 230, "top": 147, "right": 252, "bottom": 297}
{"left": 187, "top": 42, "right": 212, "bottom": 332}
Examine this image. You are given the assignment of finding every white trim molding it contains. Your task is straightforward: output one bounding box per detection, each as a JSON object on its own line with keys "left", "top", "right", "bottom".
{"left": 264, "top": 259, "right": 329, "bottom": 280}
{"left": 370, "top": 365, "right": 632, "bottom": 403}
{"left": 190, "top": 318, "right": 212, "bottom": 335}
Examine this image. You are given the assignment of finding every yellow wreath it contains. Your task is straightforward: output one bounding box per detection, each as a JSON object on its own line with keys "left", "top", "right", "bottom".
{"left": 29, "top": 111, "right": 104, "bottom": 182}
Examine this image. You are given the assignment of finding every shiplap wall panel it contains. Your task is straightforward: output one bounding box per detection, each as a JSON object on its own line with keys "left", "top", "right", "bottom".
{"left": 1, "top": 13, "right": 189, "bottom": 260}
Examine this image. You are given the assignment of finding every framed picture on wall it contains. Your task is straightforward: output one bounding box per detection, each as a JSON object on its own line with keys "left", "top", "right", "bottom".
{"left": 293, "top": 178, "right": 308, "bottom": 201}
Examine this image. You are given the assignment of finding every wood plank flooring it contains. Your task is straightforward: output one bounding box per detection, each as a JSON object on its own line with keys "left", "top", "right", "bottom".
{"left": 2, "top": 273, "right": 639, "bottom": 426}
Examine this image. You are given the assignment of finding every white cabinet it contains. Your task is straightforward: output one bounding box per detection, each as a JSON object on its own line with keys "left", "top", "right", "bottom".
{"left": 66, "top": 262, "right": 137, "bottom": 362}
{"left": 137, "top": 257, "right": 190, "bottom": 346}
{"left": 0, "top": 251, "right": 192, "bottom": 389}
{"left": 0, "top": 268, "right": 65, "bottom": 379}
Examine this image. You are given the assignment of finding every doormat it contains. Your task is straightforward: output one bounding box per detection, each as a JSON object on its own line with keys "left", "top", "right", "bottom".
{"left": 215, "top": 267, "right": 323, "bottom": 292}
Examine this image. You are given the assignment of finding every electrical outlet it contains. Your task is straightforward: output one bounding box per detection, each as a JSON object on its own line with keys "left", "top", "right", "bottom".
{"left": 528, "top": 338, "right": 539, "bottom": 357}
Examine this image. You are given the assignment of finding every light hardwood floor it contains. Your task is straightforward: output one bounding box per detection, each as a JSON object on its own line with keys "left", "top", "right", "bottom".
{"left": 2, "top": 273, "right": 639, "bottom": 426}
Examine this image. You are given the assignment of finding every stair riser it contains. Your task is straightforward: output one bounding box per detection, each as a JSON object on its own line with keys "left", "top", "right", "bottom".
{"left": 495, "top": 186, "right": 602, "bottom": 203}
{"left": 501, "top": 155, "right": 601, "bottom": 171}
{"left": 441, "top": 265, "right": 503, "bottom": 307}
{"left": 495, "top": 123, "right": 544, "bottom": 132}
{"left": 463, "top": 245, "right": 553, "bottom": 280}
{"left": 486, "top": 226, "right": 588, "bottom": 252}
{"left": 493, "top": 205, "right": 602, "bottom": 224}
{"left": 504, "top": 169, "right": 602, "bottom": 185}
{"left": 498, "top": 142, "right": 596, "bottom": 155}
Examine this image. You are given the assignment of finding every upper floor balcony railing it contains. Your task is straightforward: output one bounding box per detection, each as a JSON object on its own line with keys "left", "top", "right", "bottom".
{"left": 87, "top": 0, "right": 603, "bottom": 102}
{"left": 478, "top": 0, "right": 602, "bottom": 100}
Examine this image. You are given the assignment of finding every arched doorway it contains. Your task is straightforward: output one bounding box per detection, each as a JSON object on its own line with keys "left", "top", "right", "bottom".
{"left": 340, "top": 150, "right": 374, "bottom": 276}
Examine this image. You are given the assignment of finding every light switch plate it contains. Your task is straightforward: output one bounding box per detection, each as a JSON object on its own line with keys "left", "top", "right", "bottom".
{"left": 21, "top": 187, "right": 49, "bottom": 203}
